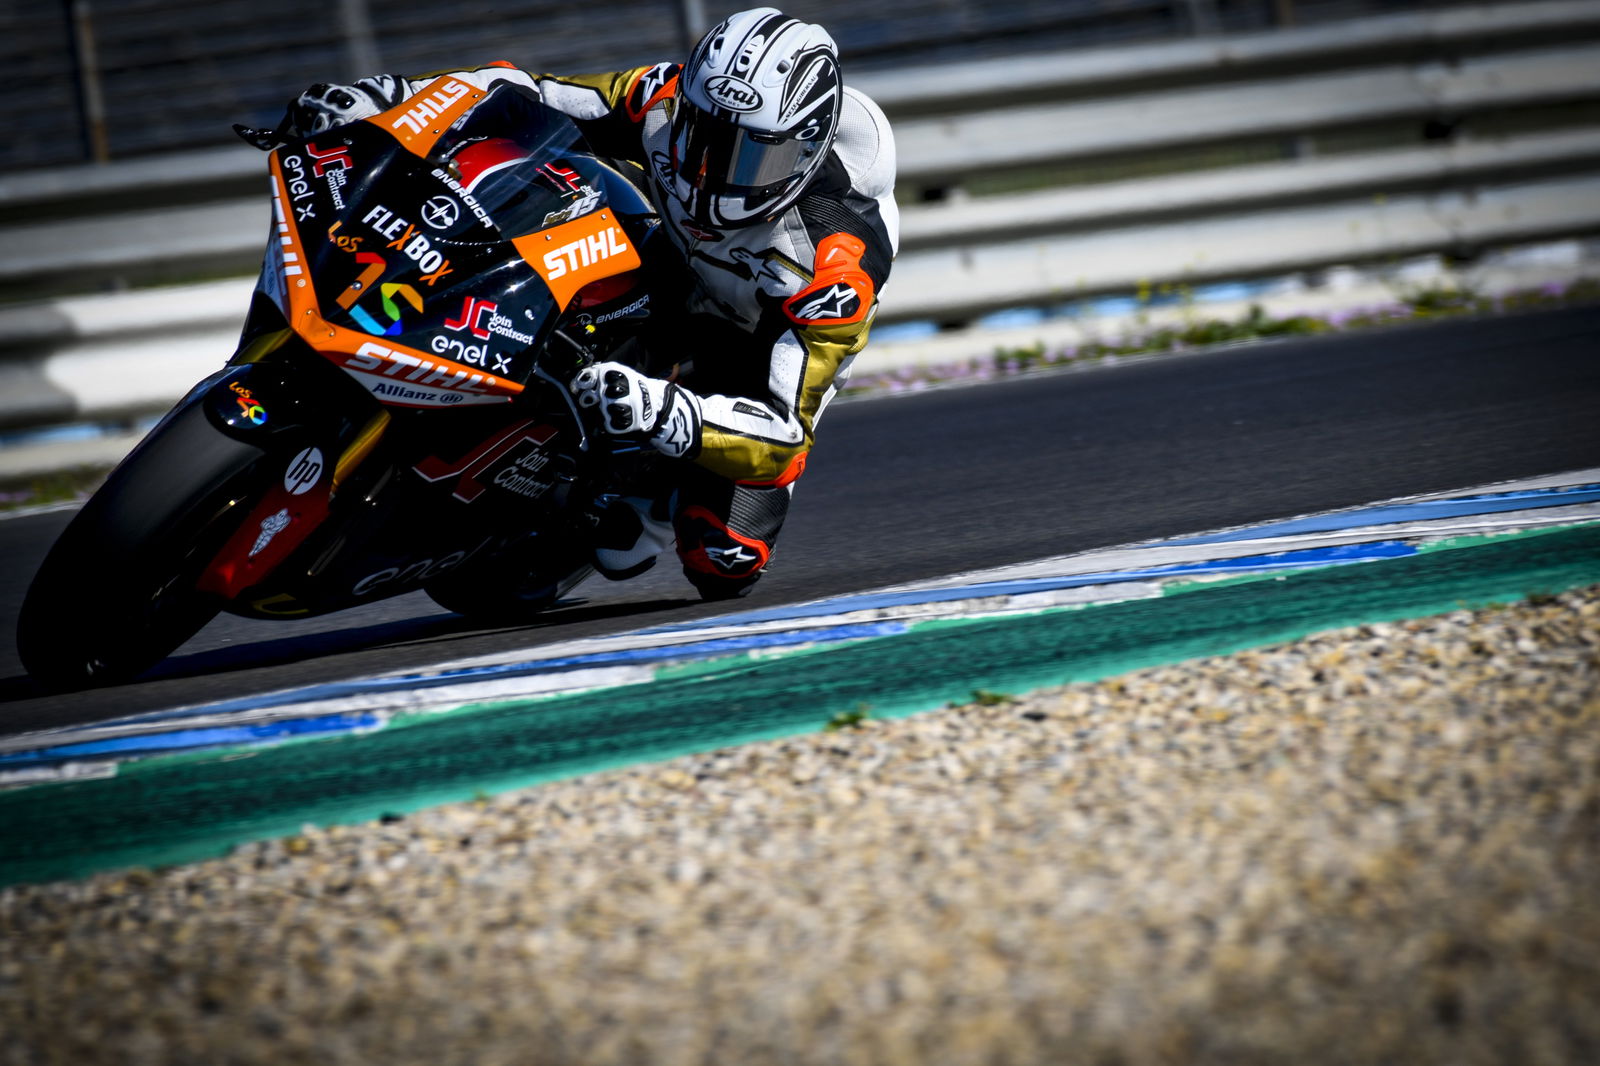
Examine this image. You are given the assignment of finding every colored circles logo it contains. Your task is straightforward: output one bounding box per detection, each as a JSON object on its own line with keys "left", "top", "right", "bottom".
{"left": 235, "top": 395, "right": 268, "bottom": 425}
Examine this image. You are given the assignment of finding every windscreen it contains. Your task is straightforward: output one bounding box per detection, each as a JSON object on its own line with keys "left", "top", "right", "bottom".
{"left": 427, "top": 87, "right": 609, "bottom": 240}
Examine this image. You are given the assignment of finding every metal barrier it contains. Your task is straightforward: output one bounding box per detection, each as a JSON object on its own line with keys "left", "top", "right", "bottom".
{"left": 10, "top": 0, "right": 1424, "bottom": 172}
{"left": 1, "top": 0, "right": 1597, "bottom": 434}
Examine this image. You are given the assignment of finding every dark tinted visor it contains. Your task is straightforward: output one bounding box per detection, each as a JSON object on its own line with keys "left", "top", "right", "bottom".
{"left": 671, "top": 99, "right": 811, "bottom": 196}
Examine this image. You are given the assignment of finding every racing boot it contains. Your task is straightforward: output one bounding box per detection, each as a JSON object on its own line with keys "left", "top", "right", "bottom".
{"left": 589, "top": 493, "right": 676, "bottom": 580}
{"left": 674, "top": 488, "right": 782, "bottom": 601}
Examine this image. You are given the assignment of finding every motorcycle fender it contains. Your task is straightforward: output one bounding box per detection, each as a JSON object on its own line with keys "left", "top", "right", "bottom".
{"left": 192, "top": 364, "right": 388, "bottom": 601}
{"left": 196, "top": 477, "right": 332, "bottom": 601}
{"left": 202, "top": 361, "right": 377, "bottom": 445}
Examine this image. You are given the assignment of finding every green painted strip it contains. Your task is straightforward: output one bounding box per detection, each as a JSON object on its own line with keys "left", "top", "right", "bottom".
{"left": 2, "top": 523, "right": 1598, "bottom": 887}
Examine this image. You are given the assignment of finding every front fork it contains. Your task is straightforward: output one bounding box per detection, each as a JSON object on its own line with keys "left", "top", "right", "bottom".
{"left": 191, "top": 355, "right": 389, "bottom": 602}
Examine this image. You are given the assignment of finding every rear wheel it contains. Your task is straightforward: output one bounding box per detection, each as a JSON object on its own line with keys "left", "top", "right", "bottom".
{"left": 17, "top": 403, "right": 266, "bottom": 689}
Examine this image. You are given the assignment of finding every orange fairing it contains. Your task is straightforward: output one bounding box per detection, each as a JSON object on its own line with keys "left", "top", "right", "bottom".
{"left": 267, "top": 154, "right": 522, "bottom": 408}
{"left": 514, "top": 210, "right": 642, "bottom": 310}
{"left": 366, "top": 76, "right": 486, "bottom": 158}
{"left": 783, "top": 232, "right": 875, "bottom": 327}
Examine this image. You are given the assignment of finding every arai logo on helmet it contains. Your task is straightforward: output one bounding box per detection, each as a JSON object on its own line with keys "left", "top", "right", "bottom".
{"left": 703, "top": 75, "right": 763, "bottom": 112}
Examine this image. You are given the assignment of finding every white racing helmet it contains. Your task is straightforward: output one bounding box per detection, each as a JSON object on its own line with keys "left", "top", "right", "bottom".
{"left": 667, "top": 7, "right": 843, "bottom": 227}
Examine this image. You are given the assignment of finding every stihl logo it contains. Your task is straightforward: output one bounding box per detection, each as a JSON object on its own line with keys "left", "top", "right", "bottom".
{"left": 345, "top": 340, "right": 497, "bottom": 394}
{"left": 543, "top": 227, "right": 631, "bottom": 280}
{"left": 516, "top": 212, "right": 642, "bottom": 308}
{"left": 444, "top": 296, "right": 498, "bottom": 340}
{"left": 390, "top": 80, "right": 472, "bottom": 135}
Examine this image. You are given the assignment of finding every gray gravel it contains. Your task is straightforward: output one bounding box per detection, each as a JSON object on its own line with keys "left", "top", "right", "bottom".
{"left": 3, "top": 585, "right": 1598, "bottom": 1066}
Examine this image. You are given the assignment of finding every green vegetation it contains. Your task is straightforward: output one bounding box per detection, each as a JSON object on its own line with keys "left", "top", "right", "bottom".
{"left": 824, "top": 703, "right": 874, "bottom": 731}
{"left": 844, "top": 277, "right": 1600, "bottom": 397}
{"left": 0, "top": 466, "right": 111, "bottom": 513}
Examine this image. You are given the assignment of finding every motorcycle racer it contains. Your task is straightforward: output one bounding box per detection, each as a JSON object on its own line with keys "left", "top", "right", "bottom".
{"left": 285, "top": 7, "right": 898, "bottom": 600}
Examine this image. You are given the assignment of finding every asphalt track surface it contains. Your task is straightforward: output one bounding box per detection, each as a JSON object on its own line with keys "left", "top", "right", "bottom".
{"left": 2, "top": 304, "right": 1597, "bottom": 734}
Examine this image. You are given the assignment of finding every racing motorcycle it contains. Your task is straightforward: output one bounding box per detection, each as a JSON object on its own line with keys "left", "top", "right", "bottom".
{"left": 18, "top": 78, "right": 675, "bottom": 689}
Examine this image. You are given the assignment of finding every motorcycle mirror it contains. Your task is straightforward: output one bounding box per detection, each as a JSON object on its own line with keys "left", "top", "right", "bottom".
{"left": 233, "top": 123, "right": 287, "bottom": 151}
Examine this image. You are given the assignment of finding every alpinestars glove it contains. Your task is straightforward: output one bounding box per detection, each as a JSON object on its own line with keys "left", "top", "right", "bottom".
{"left": 571, "top": 362, "right": 702, "bottom": 459}
{"left": 285, "top": 75, "right": 408, "bottom": 136}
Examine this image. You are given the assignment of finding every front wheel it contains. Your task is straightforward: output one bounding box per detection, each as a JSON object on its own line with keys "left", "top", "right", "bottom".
{"left": 17, "top": 402, "right": 266, "bottom": 689}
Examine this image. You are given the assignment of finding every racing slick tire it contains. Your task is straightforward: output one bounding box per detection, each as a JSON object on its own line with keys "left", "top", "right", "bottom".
{"left": 17, "top": 402, "right": 266, "bottom": 689}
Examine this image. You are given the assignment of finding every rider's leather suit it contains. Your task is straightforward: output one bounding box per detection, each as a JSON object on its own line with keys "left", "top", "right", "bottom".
{"left": 356, "top": 62, "right": 898, "bottom": 594}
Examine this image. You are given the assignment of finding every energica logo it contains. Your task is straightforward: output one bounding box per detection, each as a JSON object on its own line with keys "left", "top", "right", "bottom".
{"left": 421, "top": 195, "right": 460, "bottom": 230}
{"left": 284, "top": 447, "right": 324, "bottom": 495}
